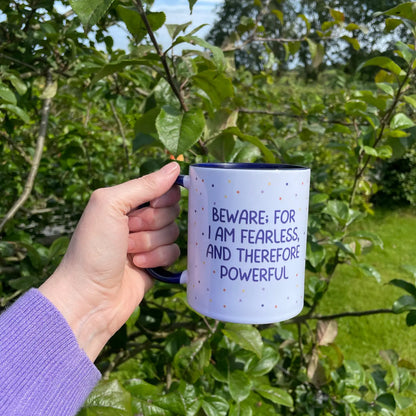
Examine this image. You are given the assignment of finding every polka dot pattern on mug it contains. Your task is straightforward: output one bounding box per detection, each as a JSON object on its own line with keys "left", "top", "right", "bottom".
{"left": 186, "top": 166, "right": 310, "bottom": 324}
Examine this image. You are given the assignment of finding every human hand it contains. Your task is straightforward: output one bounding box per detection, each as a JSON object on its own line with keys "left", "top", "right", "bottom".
{"left": 39, "top": 162, "right": 181, "bottom": 361}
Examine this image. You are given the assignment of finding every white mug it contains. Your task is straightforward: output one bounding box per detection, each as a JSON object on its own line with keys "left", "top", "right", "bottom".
{"left": 147, "top": 163, "right": 310, "bottom": 324}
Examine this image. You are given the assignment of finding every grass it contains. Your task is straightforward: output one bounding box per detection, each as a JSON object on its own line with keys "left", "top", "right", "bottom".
{"left": 317, "top": 207, "right": 416, "bottom": 366}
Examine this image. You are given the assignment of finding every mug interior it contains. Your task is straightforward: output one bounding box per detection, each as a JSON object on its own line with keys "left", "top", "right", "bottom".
{"left": 192, "top": 163, "right": 308, "bottom": 170}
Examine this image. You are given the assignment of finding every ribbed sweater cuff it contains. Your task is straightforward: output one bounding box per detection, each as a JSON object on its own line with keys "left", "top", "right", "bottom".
{"left": 0, "top": 288, "right": 101, "bottom": 415}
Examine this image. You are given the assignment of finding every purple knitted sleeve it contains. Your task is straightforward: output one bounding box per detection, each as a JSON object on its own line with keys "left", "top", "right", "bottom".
{"left": 0, "top": 289, "right": 101, "bottom": 415}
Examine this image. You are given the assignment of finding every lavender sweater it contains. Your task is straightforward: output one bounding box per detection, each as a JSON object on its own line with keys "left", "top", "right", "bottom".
{"left": 0, "top": 289, "right": 101, "bottom": 415}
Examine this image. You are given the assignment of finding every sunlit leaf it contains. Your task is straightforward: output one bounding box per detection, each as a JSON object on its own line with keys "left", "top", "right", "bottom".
{"left": 255, "top": 385, "right": 294, "bottom": 407}
{"left": 229, "top": 370, "right": 252, "bottom": 403}
{"left": 390, "top": 113, "right": 415, "bottom": 129}
{"left": 361, "top": 57, "right": 406, "bottom": 76}
{"left": 222, "top": 323, "right": 263, "bottom": 358}
{"left": 156, "top": 106, "right": 205, "bottom": 156}
{"left": 69, "top": 0, "right": 115, "bottom": 29}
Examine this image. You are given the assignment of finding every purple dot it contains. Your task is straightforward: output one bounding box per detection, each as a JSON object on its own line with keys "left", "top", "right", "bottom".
{"left": 286, "top": 182, "right": 288, "bottom": 186}
{"left": 211, "top": 184, "right": 214, "bottom": 187}
{"left": 261, "top": 304, "right": 264, "bottom": 307}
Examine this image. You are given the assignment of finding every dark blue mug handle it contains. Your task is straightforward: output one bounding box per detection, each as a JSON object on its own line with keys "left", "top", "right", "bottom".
{"left": 145, "top": 174, "right": 187, "bottom": 284}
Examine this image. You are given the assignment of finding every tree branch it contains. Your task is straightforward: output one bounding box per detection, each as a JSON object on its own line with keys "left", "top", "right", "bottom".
{"left": 109, "top": 101, "right": 130, "bottom": 170}
{"left": 238, "top": 107, "right": 355, "bottom": 126}
{"left": 0, "top": 72, "right": 53, "bottom": 233}
{"left": 132, "top": 0, "right": 188, "bottom": 112}
{"left": 288, "top": 308, "right": 395, "bottom": 324}
{"left": 0, "top": 131, "right": 32, "bottom": 164}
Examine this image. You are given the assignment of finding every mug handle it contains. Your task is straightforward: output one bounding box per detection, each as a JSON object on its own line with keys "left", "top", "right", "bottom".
{"left": 145, "top": 174, "right": 189, "bottom": 284}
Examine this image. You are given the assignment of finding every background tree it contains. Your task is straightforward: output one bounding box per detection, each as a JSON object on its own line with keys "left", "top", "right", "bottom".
{"left": 207, "top": 0, "right": 408, "bottom": 76}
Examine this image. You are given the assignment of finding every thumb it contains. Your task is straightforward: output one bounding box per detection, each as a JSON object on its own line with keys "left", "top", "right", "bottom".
{"left": 107, "top": 162, "right": 181, "bottom": 214}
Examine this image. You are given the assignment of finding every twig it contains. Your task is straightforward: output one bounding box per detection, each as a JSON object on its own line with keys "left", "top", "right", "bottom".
{"left": 288, "top": 308, "right": 395, "bottom": 324}
{"left": 0, "top": 72, "right": 53, "bottom": 232}
{"left": 1, "top": 131, "right": 32, "bottom": 164}
{"left": 0, "top": 53, "right": 38, "bottom": 72}
{"left": 349, "top": 57, "right": 416, "bottom": 206}
{"left": 132, "top": 0, "right": 188, "bottom": 112}
{"left": 109, "top": 101, "right": 130, "bottom": 170}
{"left": 238, "top": 107, "right": 355, "bottom": 126}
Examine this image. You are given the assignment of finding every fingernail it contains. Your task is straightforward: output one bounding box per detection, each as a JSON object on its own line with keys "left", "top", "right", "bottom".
{"left": 160, "top": 162, "right": 179, "bottom": 175}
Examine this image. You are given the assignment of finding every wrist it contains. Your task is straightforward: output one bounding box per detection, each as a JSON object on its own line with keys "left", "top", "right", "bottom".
{"left": 39, "top": 273, "right": 112, "bottom": 362}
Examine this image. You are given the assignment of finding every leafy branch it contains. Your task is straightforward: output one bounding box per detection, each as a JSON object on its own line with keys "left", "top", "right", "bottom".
{"left": 0, "top": 72, "right": 53, "bottom": 233}
{"left": 132, "top": 0, "right": 188, "bottom": 112}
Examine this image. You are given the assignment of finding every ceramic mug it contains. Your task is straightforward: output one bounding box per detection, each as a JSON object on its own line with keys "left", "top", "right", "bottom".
{"left": 147, "top": 163, "right": 310, "bottom": 324}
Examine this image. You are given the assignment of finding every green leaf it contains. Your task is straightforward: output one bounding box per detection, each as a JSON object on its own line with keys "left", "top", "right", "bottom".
{"left": 376, "top": 393, "right": 396, "bottom": 411}
{"left": 356, "top": 263, "right": 381, "bottom": 283}
{"left": 306, "top": 241, "right": 326, "bottom": 269}
{"left": 192, "top": 70, "right": 234, "bottom": 109}
{"left": 406, "top": 310, "right": 416, "bottom": 326}
{"left": 298, "top": 13, "right": 311, "bottom": 33}
{"left": 255, "top": 385, "right": 294, "bottom": 407}
{"left": 174, "top": 35, "right": 225, "bottom": 71}
{"left": 323, "top": 200, "right": 349, "bottom": 224}
{"left": 201, "top": 395, "right": 229, "bottom": 416}
{"left": 222, "top": 323, "right": 263, "bottom": 358}
{"left": 385, "top": 18, "right": 403, "bottom": 32}
{"left": 330, "top": 9, "right": 344, "bottom": 22}
{"left": 123, "top": 378, "right": 162, "bottom": 397}
{"left": 389, "top": 279, "right": 416, "bottom": 297}
{"left": 166, "top": 22, "right": 192, "bottom": 39}
{"left": 390, "top": 113, "right": 415, "bottom": 130}
{"left": 403, "top": 95, "right": 416, "bottom": 109}
{"left": 0, "top": 83, "right": 17, "bottom": 105}
{"left": 155, "top": 106, "right": 205, "bottom": 156}
{"left": 229, "top": 370, "right": 252, "bottom": 402}
{"left": 247, "top": 344, "right": 279, "bottom": 376}
{"left": 272, "top": 9, "right": 284, "bottom": 24}
{"left": 5, "top": 74, "right": 27, "bottom": 95}
{"left": 69, "top": 0, "right": 115, "bottom": 29}
{"left": 117, "top": 6, "right": 165, "bottom": 42}
{"left": 229, "top": 402, "right": 253, "bottom": 416}
{"left": 40, "top": 80, "right": 58, "bottom": 99}
{"left": 48, "top": 236, "right": 69, "bottom": 260}
{"left": 91, "top": 58, "right": 157, "bottom": 84}
{"left": 188, "top": 0, "right": 197, "bottom": 14}
{"left": 207, "top": 132, "right": 235, "bottom": 162}
{"left": 395, "top": 41, "right": 416, "bottom": 64}
{"left": 376, "top": 82, "right": 395, "bottom": 96}
{"left": 376, "top": 2, "right": 416, "bottom": 23}
{"left": 223, "top": 127, "right": 275, "bottom": 163}
{"left": 173, "top": 339, "right": 211, "bottom": 383}
{"left": 361, "top": 57, "right": 406, "bottom": 76}
{"left": 306, "top": 38, "right": 324, "bottom": 68}
{"left": 393, "top": 295, "right": 416, "bottom": 313}
{"left": 402, "top": 265, "right": 416, "bottom": 278}
{"left": 0, "top": 104, "right": 30, "bottom": 123}
{"left": 347, "top": 231, "right": 384, "bottom": 249}
{"left": 79, "top": 380, "right": 133, "bottom": 415}
{"left": 345, "top": 23, "right": 361, "bottom": 31}
{"left": 342, "top": 36, "right": 360, "bottom": 51}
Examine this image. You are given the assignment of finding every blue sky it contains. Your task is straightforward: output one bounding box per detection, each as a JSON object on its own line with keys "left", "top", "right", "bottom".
{"left": 110, "top": 0, "right": 223, "bottom": 51}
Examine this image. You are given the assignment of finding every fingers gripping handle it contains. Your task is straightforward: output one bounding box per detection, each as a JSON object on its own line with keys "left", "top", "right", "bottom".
{"left": 145, "top": 174, "right": 189, "bottom": 284}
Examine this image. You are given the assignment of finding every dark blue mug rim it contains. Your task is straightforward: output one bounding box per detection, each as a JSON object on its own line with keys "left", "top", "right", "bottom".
{"left": 191, "top": 163, "right": 308, "bottom": 170}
